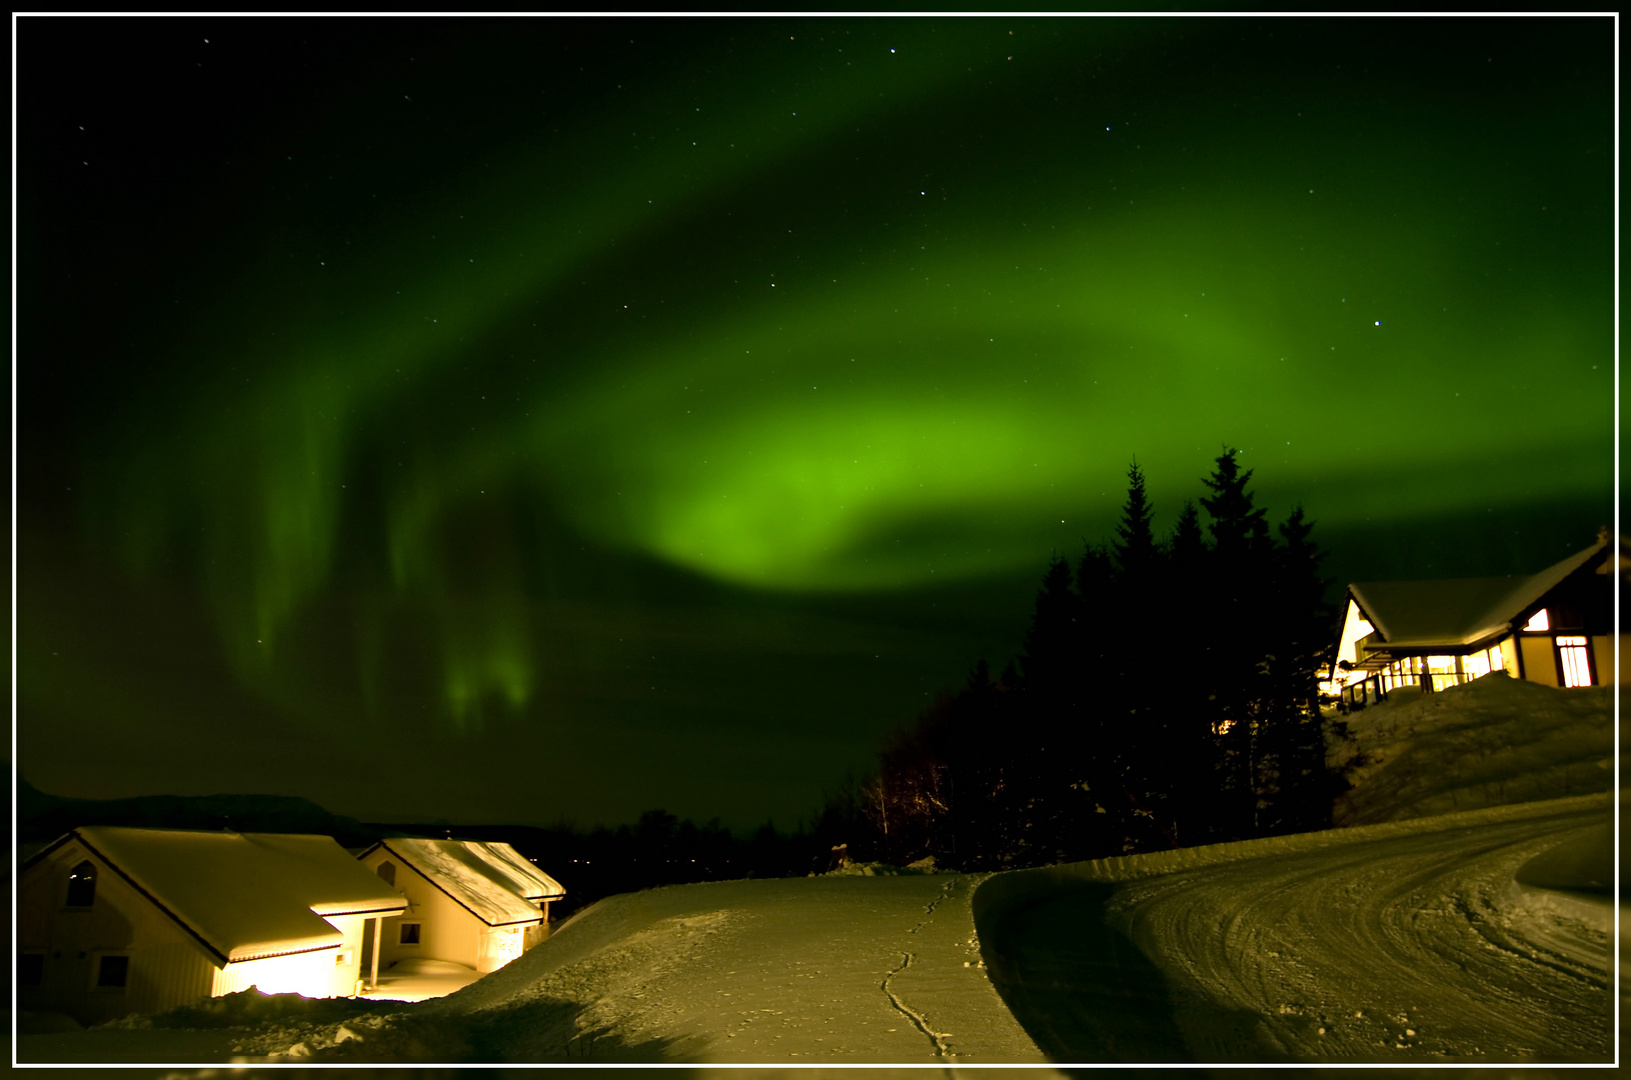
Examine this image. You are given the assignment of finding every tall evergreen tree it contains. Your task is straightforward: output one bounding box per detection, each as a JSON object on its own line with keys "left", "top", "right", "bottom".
{"left": 1112, "top": 460, "right": 1160, "bottom": 582}
{"left": 1256, "top": 504, "right": 1339, "bottom": 834}
{"left": 1199, "top": 446, "right": 1270, "bottom": 561}
{"left": 1154, "top": 498, "right": 1213, "bottom": 846}
{"left": 1104, "top": 462, "right": 1172, "bottom": 851}
{"left": 1195, "top": 447, "right": 1274, "bottom": 839}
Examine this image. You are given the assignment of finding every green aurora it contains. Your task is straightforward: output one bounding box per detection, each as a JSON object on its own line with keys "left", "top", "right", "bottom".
{"left": 19, "top": 16, "right": 1614, "bottom": 827}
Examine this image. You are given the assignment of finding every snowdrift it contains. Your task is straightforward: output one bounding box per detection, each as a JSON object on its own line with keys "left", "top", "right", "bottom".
{"left": 1331, "top": 673, "right": 1613, "bottom": 826}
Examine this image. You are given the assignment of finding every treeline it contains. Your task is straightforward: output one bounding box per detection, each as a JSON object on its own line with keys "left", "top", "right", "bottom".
{"left": 458, "top": 811, "right": 846, "bottom": 917}
{"left": 826, "top": 447, "right": 1348, "bottom": 871}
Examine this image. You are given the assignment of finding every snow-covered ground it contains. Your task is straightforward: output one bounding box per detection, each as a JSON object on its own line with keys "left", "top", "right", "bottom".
{"left": 15, "top": 675, "right": 1618, "bottom": 1067}
{"left": 1331, "top": 673, "right": 1614, "bottom": 826}
{"left": 18, "top": 794, "right": 1614, "bottom": 1066}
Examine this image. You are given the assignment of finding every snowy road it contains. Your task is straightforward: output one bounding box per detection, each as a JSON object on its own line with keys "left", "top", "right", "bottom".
{"left": 979, "top": 793, "right": 1615, "bottom": 1064}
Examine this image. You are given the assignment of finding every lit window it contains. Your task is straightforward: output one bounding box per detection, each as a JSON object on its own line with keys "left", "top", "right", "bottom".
{"left": 96, "top": 955, "right": 129, "bottom": 989}
{"left": 400, "top": 923, "right": 421, "bottom": 945}
{"left": 66, "top": 861, "right": 96, "bottom": 908}
{"left": 1524, "top": 609, "right": 1551, "bottom": 632}
{"left": 1557, "top": 636, "right": 1592, "bottom": 687}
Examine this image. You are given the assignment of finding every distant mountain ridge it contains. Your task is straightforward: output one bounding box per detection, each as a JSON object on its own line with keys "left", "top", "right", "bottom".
{"left": 17, "top": 779, "right": 381, "bottom": 848}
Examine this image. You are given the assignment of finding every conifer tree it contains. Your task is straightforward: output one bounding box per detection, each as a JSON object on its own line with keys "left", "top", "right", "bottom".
{"left": 1112, "top": 460, "right": 1160, "bottom": 582}
{"left": 1105, "top": 462, "right": 1170, "bottom": 850}
{"left": 1256, "top": 504, "right": 1338, "bottom": 834}
{"left": 1195, "top": 447, "right": 1273, "bottom": 839}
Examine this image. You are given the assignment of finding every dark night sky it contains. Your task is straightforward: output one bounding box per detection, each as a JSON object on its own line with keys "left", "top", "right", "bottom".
{"left": 16, "top": 15, "right": 1615, "bottom": 831}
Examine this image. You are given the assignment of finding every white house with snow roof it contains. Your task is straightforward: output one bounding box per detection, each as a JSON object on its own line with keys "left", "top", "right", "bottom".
{"left": 357, "top": 838, "right": 566, "bottom": 975}
{"left": 1331, "top": 532, "right": 1620, "bottom": 709}
{"left": 19, "top": 827, "right": 407, "bottom": 1026}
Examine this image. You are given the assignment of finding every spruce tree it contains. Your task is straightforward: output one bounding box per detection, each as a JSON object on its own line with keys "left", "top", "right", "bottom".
{"left": 1196, "top": 447, "right": 1273, "bottom": 840}
{"left": 1112, "top": 460, "right": 1160, "bottom": 582}
{"left": 1106, "top": 462, "right": 1170, "bottom": 851}
{"left": 1258, "top": 504, "right": 1338, "bottom": 834}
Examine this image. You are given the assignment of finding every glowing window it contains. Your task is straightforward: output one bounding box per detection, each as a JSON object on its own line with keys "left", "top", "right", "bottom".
{"left": 1557, "top": 636, "right": 1592, "bottom": 687}
{"left": 1524, "top": 609, "right": 1551, "bottom": 632}
{"left": 66, "top": 861, "right": 96, "bottom": 908}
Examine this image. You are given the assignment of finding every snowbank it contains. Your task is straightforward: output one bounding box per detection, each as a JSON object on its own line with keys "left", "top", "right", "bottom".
{"left": 1330, "top": 673, "right": 1613, "bottom": 826}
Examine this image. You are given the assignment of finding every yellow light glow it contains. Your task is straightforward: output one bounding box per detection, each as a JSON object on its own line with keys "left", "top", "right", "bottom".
{"left": 1558, "top": 635, "right": 1592, "bottom": 687}
{"left": 1524, "top": 608, "right": 1551, "bottom": 632}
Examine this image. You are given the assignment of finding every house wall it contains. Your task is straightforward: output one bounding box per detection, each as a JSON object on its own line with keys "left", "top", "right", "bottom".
{"left": 1493, "top": 637, "right": 1520, "bottom": 678}
{"left": 478, "top": 924, "right": 527, "bottom": 972}
{"left": 1519, "top": 635, "right": 1560, "bottom": 687}
{"left": 323, "top": 912, "right": 376, "bottom": 997}
{"left": 212, "top": 947, "right": 340, "bottom": 998}
{"left": 20, "top": 839, "right": 216, "bottom": 1026}
{"left": 1591, "top": 635, "right": 1618, "bottom": 684}
{"left": 360, "top": 847, "right": 483, "bottom": 971}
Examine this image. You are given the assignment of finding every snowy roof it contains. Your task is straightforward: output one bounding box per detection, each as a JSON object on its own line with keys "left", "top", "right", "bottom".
{"left": 1349, "top": 538, "right": 1608, "bottom": 650}
{"left": 367, "top": 839, "right": 566, "bottom": 927}
{"left": 49, "top": 827, "right": 407, "bottom": 964}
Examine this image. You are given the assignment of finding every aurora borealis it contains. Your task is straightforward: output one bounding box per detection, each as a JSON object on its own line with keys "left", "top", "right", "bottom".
{"left": 18, "top": 16, "right": 1614, "bottom": 829}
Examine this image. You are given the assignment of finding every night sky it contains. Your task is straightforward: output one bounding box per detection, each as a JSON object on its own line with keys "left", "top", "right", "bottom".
{"left": 17, "top": 16, "right": 1615, "bottom": 831}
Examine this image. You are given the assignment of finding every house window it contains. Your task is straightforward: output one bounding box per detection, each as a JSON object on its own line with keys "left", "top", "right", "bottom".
{"left": 1557, "top": 636, "right": 1593, "bottom": 687}
{"left": 1524, "top": 609, "right": 1551, "bottom": 632}
{"left": 66, "top": 860, "right": 97, "bottom": 908}
{"left": 96, "top": 955, "right": 129, "bottom": 989}
{"left": 1462, "top": 651, "right": 1491, "bottom": 679}
{"left": 377, "top": 861, "right": 396, "bottom": 886}
{"left": 20, "top": 952, "right": 45, "bottom": 987}
{"left": 399, "top": 923, "right": 421, "bottom": 945}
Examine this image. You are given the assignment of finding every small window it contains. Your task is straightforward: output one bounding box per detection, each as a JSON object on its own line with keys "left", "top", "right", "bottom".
{"left": 399, "top": 922, "right": 421, "bottom": 945}
{"left": 96, "top": 955, "right": 129, "bottom": 989}
{"left": 66, "top": 860, "right": 97, "bottom": 908}
{"left": 377, "top": 861, "right": 396, "bottom": 886}
{"left": 20, "top": 952, "right": 45, "bottom": 986}
{"left": 1523, "top": 609, "right": 1551, "bottom": 632}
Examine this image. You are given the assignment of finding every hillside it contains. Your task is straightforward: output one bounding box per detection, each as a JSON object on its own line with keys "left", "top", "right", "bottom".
{"left": 1329, "top": 673, "right": 1615, "bottom": 826}
{"left": 17, "top": 779, "right": 380, "bottom": 849}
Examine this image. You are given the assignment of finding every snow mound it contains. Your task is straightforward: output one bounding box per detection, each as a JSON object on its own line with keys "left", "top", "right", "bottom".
{"left": 1331, "top": 673, "right": 1614, "bottom": 826}
{"left": 98, "top": 986, "right": 407, "bottom": 1031}
{"left": 823, "top": 859, "right": 939, "bottom": 876}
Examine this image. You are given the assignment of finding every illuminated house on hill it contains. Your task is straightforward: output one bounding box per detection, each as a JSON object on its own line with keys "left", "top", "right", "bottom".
{"left": 357, "top": 838, "right": 566, "bottom": 976}
{"left": 19, "top": 827, "right": 407, "bottom": 1026}
{"left": 1330, "top": 533, "right": 1620, "bottom": 710}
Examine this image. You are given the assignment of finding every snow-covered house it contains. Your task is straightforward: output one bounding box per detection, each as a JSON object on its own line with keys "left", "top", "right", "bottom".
{"left": 19, "top": 827, "right": 408, "bottom": 1026}
{"left": 356, "top": 838, "right": 566, "bottom": 975}
{"left": 1331, "top": 533, "right": 1620, "bottom": 709}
